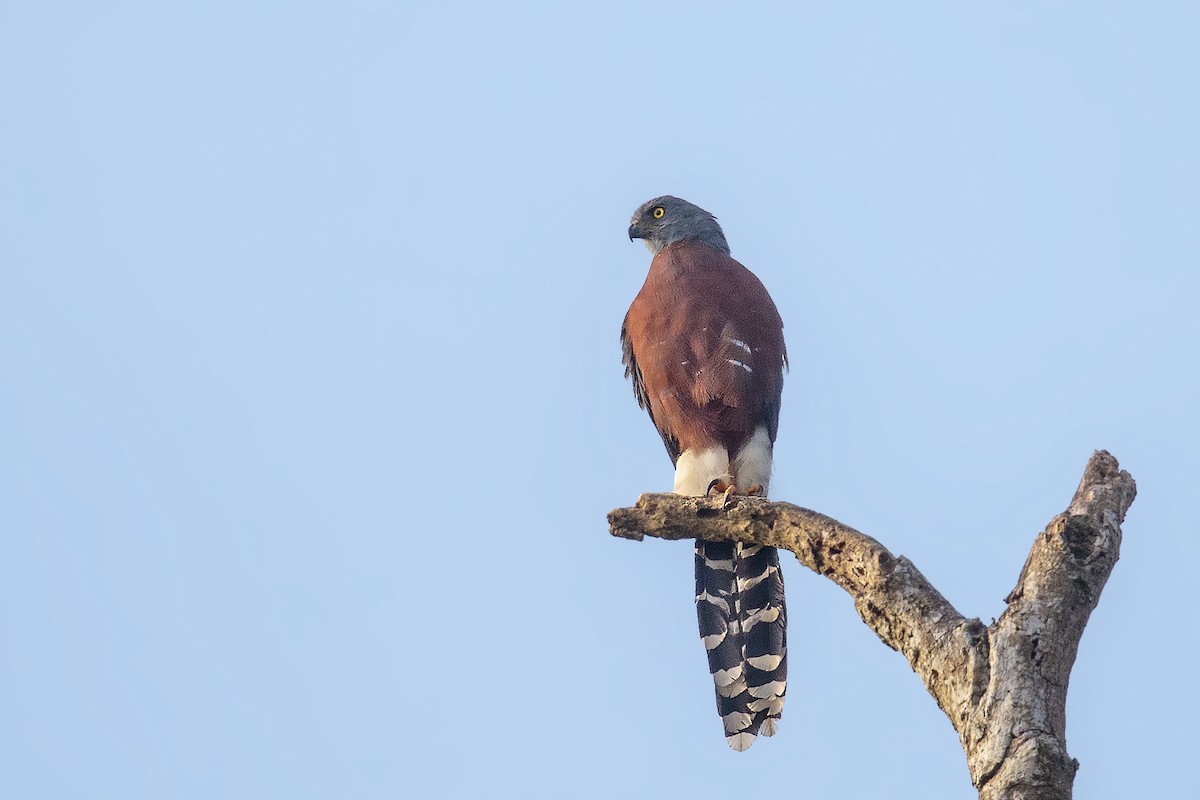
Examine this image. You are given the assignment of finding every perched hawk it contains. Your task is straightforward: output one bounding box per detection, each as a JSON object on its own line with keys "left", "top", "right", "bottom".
{"left": 622, "top": 195, "right": 788, "bottom": 751}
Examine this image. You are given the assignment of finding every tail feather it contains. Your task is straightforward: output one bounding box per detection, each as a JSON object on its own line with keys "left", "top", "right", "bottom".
{"left": 738, "top": 544, "right": 787, "bottom": 737}
{"left": 695, "top": 541, "right": 754, "bottom": 749}
{"left": 695, "top": 540, "right": 788, "bottom": 750}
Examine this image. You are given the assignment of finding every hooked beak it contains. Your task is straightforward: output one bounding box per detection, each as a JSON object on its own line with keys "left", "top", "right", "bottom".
{"left": 628, "top": 223, "right": 644, "bottom": 241}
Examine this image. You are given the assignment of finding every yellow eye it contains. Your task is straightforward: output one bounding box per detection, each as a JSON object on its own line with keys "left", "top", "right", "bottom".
{"left": 652, "top": 206, "right": 665, "bottom": 219}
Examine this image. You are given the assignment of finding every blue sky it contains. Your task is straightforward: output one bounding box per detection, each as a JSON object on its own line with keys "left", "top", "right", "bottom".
{"left": 2, "top": 2, "right": 1197, "bottom": 798}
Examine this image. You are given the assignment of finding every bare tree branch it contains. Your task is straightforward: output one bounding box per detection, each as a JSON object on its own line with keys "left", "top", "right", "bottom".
{"left": 608, "top": 450, "right": 1136, "bottom": 800}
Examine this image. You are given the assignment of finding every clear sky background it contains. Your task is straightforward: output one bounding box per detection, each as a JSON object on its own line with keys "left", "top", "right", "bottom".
{"left": 2, "top": 3, "right": 1197, "bottom": 798}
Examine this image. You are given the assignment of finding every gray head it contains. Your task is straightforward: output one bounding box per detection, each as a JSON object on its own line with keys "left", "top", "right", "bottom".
{"left": 627, "top": 195, "right": 731, "bottom": 256}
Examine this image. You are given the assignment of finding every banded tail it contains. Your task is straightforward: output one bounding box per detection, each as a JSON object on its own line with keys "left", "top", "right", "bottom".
{"left": 695, "top": 539, "right": 788, "bottom": 750}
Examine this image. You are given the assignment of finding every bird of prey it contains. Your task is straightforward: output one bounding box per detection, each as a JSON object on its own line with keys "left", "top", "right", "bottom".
{"left": 622, "top": 195, "right": 788, "bottom": 751}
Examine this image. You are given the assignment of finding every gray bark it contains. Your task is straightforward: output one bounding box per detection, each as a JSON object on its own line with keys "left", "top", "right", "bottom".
{"left": 607, "top": 450, "right": 1136, "bottom": 800}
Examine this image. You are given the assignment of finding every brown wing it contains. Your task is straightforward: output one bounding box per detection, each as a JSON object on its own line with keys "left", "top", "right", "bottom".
{"left": 621, "top": 318, "right": 682, "bottom": 463}
{"left": 622, "top": 241, "right": 786, "bottom": 461}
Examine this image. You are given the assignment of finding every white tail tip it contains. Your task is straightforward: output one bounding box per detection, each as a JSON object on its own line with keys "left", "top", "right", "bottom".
{"left": 727, "top": 732, "right": 756, "bottom": 751}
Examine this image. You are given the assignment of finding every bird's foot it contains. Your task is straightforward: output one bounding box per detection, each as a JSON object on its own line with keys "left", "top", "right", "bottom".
{"left": 705, "top": 479, "right": 751, "bottom": 509}
{"left": 705, "top": 478, "right": 731, "bottom": 497}
{"left": 706, "top": 480, "right": 764, "bottom": 497}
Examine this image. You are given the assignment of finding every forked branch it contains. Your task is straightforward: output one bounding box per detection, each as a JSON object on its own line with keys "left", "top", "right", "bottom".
{"left": 607, "top": 450, "right": 1136, "bottom": 800}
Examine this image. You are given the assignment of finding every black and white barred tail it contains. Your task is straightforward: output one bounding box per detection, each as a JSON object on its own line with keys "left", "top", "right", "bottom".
{"left": 695, "top": 539, "right": 787, "bottom": 750}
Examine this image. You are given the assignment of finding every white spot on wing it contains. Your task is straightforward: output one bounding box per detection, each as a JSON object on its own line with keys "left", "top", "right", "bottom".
{"left": 727, "top": 359, "right": 753, "bottom": 373}
{"left": 726, "top": 337, "right": 752, "bottom": 354}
